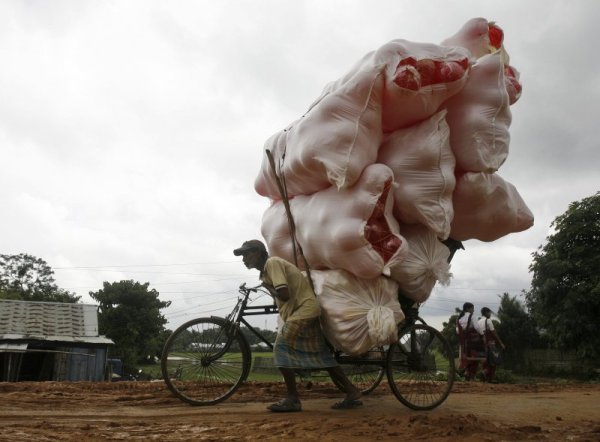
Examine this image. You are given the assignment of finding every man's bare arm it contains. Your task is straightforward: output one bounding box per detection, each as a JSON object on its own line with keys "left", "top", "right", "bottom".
{"left": 275, "top": 286, "right": 290, "bottom": 302}
{"left": 262, "top": 284, "right": 290, "bottom": 302}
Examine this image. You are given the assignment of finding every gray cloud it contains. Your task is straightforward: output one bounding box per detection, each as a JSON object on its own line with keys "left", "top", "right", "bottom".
{"left": 1, "top": 0, "right": 598, "bottom": 331}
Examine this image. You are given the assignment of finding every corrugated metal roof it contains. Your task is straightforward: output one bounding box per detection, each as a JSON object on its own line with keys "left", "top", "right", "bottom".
{"left": 0, "top": 299, "right": 113, "bottom": 345}
{"left": 0, "top": 342, "right": 27, "bottom": 351}
{"left": 0, "top": 334, "right": 114, "bottom": 345}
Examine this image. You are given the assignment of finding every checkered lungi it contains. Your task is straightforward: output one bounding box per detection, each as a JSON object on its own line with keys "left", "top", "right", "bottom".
{"left": 273, "top": 318, "right": 338, "bottom": 369}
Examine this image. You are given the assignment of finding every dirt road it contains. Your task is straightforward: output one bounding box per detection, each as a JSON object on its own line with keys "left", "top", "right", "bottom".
{"left": 1, "top": 381, "right": 599, "bottom": 441}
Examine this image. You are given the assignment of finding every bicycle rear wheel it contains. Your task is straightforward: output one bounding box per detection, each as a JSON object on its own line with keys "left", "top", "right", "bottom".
{"left": 333, "top": 347, "right": 386, "bottom": 394}
{"left": 161, "top": 317, "right": 251, "bottom": 405}
{"left": 386, "top": 324, "right": 455, "bottom": 410}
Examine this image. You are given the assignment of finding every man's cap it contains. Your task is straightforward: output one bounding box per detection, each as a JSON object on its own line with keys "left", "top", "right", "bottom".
{"left": 233, "top": 239, "right": 267, "bottom": 256}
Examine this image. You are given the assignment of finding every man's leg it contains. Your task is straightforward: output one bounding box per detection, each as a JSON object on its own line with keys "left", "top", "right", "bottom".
{"left": 279, "top": 367, "right": 299, "bottom": 402}
{"left": 482, "top": 359, "right": 491, "bottom": 382}
{"left": 268, "top": 320, "right": 302, "bottom": 411}
{"left": 457, "top": 344, "right": 466, "bottom": 376}
{"left": 487, "top": 364, "right": 497, "bottom": 383}
{"left": 267, "top": 368, "right": 302, "bottom": 411}
{"left": 326, "top": 366, "right": 361, "bottom": 401}
{"left": 465, "top": 357, "right": 479, "bottom": 381}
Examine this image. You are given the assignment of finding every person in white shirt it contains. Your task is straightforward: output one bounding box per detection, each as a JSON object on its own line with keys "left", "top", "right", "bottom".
{"left": 456, "top": 302, "right": 485, "bottom": 380}
{"left": 478, "top": 307, "right": 506, "bottom": 383}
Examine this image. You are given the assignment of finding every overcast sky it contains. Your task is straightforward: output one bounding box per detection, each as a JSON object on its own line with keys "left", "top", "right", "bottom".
{"left": 1, "top": 0, "right": 598, "bottom": 331}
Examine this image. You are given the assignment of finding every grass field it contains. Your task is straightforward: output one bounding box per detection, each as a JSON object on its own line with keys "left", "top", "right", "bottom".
{"left": 144, "top": 351, "right": 340, "bottom": 383}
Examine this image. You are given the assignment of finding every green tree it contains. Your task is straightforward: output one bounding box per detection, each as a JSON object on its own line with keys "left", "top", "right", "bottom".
{"left": 440, "top": 307, "right": 461, "bottom": 358}
{"left": 0, "top": 253, "right": 80, "bottom": 303}
{"left": 90, "top": 280, "right": 171, "bottom": 369}
{"left": 525, "top": 192, "right": 600, "bottom": 359}
{"left": 496, "top": 293, "right": 542, "bottom": 370}
{"left": 240, "top": 327, "right": 277, "bottom": 348}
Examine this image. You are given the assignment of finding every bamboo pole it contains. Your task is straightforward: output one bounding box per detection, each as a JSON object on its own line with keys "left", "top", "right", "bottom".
{"left": 265, "top": 149, "right": 315, "bottom": 292}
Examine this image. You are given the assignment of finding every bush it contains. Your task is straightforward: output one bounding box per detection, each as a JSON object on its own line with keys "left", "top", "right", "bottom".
{"left": 494, "top": 368, "right": 517, "bottom": 383}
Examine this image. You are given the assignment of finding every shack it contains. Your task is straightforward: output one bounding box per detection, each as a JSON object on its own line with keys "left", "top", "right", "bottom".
{"left": 0, "top": 299, "right": 113, "bottom": 382}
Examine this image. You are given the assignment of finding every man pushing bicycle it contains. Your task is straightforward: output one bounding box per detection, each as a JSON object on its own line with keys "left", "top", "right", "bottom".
{"left": 234, "top": 239, "right": 362, "bottom": 412}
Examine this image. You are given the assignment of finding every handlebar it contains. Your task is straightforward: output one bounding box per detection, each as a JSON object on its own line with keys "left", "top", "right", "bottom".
{"left": 226, "top": 281, "right": 281, "bottom": 321}
{"left": 238, "top": 282, "right": 263, "bottom": 293}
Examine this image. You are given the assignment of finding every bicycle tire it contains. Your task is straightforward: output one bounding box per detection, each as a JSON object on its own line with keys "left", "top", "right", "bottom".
{"left": 386, "top": 324, "right": 455, "bottom": 410}
{"left": 332, "top": 347, "right": 386, "bottom": 395}
{"left": 161, "top": 317, "right": 251, "bottom": 405}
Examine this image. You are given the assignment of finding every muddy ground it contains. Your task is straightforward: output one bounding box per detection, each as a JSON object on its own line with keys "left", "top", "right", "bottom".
{"left": 0, "top": 380, "right": 599, "bottom": 441}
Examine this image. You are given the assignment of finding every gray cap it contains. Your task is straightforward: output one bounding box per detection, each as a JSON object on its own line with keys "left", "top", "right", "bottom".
{"left": 233, "top": 239, "right": 267, "bottom": 256}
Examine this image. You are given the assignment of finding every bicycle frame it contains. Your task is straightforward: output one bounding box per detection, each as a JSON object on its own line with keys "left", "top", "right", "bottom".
{"left": 162, "top": 240, "right": 461, "bottom": 407}
{"left": 223, "top": 283, "right": 428, "bottom": 368}
{"left": 233, "top": 284, "right": 279, "bottom": 350}
{"left": 212, "top": 283, "right": 279, "bottom": 355}
{"left": 161, "top": 281, "right": 455, "bottom": 408}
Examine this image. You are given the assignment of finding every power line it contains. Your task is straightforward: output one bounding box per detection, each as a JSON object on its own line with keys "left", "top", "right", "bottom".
{"left": 439, "top": 286, "right": 526, "bottom": 291}
{"left": 56, "top": 270, "right": 246, "bottom": 277}
{"left": 53, "top": 260, "right": 240, "bottom": 269}
{"left": 165, "top": 295, "right": 239, "bottom": 316}
{"left": 166, "top": 304, "right": 235, "bottom": 321}
{"left": 59, "top": 275, "right": 254, "bottom": 291}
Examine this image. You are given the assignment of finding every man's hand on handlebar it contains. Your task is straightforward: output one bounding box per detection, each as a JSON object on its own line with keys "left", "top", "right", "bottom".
{"left": 239, "top": 282, "right": 259, "bottom": 293}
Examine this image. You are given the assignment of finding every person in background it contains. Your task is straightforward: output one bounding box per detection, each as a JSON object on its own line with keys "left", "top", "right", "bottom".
{"left": 233, "top": 239, "right": 362, "bottom": 412}
{"left": 456, "top": 302, "right": 485, "bottom": 380}
{"left": 478, "top": 307, "right": 506, "bottom": 383}
{"left": 455, "top": 302, "right": 471, "bottom": 377}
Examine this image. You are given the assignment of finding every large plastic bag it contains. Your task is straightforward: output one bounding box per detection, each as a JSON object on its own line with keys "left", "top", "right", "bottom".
{"left": 389, "top": 224, "right": 452, "bottom": 303}
{"left": 444, "top": 52, "right": 512, "bottom": 173}
{"left": 311, "top": 269, "right": 404, "bottom": 356}
{"left": 254, "top": 66, "right": 385, "bottom": 199}
{"left": 450, "top": 172, "right": 534, "bottom": 241}
{"left": 503, "top": 64, "right": 522, "bottom": 105}
{"left": 441, "top": 18, "right": 522, "bottom": 105}
{"left": 378, "top": 40, "right": 471, "bottom": 132}
{"left": 322, "top": 40, "right": 471, "bottom": 133}
{"left": 441, "top": 17, "right": 504, "bottom": 60}
{"left": 261, "top": 163, "right": 408, "bottom": 279}
{"left": 378, "top": 109, "right": 456, "bottom": 240}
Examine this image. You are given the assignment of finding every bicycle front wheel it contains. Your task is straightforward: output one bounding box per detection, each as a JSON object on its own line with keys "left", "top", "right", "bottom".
{"left": 386, "top": 324, "right": 455, "bottom": 410}
{"left": 161, "top": 317, "right": 251, "bottom": 405}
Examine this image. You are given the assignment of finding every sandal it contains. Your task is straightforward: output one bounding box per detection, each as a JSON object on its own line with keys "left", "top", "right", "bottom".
{"left": 331, "top": 398, "right": 363, "bottom": 410}
{"left": 267, "top": 398, "right": 302, "bottom": 412}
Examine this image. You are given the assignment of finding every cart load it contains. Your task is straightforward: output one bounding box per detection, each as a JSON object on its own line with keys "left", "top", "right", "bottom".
{"left": 256, "top": 18, "right": 533, "bottom": 312}
{"left": 161, "top": 18, "right": 533, "bottom": 411}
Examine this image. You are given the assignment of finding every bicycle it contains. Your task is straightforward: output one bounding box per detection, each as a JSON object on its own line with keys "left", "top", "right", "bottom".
{"left": 161, "top": 282, "right": 455, "bottom": 410}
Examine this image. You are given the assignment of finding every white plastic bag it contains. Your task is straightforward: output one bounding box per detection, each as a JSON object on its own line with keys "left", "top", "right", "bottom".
{"left": 389, "top": 224, "right": 452, "bottom": 303}
{"left": 261, "top": 163, "right": 408, "bottom": 279}
{"left": 450, "top": 172, "right": 534, "bottom": 241}
{"left": 311, "top": 269, "right": 404, "bottom": 356}
{"left": 444, "top": 52, "right": 512, "bottom": 173}
{"left": 441, "top": 17, "right": 505, "bottom": 60}
{"left": 441, "top": 18, "right": 522, "bottom": 106}
{"left": 325, "top": 39, "right": 471, "bottom": 133}
{"left": 254, "top": 66, "right": 385, "bottom": 198}
{"left": 378, "top": 110, "right": 456, "bottom": 239}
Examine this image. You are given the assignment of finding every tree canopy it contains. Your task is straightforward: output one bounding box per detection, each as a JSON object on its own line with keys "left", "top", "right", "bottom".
{"left": 0, "top": 253, "right": 80, "bottom": 303}
{"left": 440, "top": 307, "right": 461, "bottom": 358}
{"left": 525, "top": 191, "right": 600, "bottom": 358}
{"left": 496, "top": 293, "right": 542, "bottom": 368}
{"left": 90, "top": 280, "right": 171, "bottom": 368}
